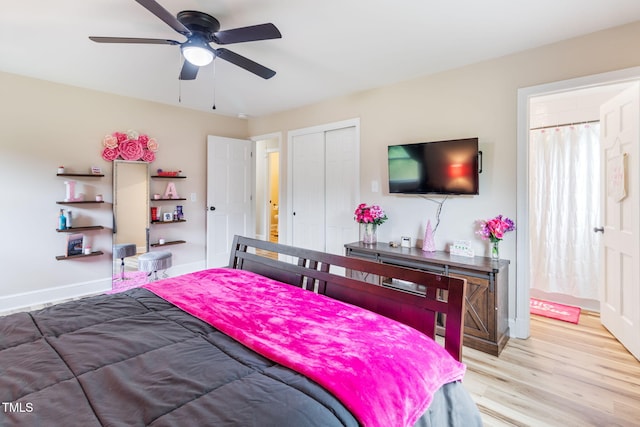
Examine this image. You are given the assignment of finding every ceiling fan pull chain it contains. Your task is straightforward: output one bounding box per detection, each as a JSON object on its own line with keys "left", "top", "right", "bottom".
{"left": 212, "top": 59, "right": 217, "bottom": 110}
{"left": 178, "top": 52, "right": 183, "bottom": 103}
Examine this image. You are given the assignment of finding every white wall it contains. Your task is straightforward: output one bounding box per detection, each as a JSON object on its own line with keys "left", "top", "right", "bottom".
{"left": 0, "top": 72, "right": 248, "bottom": 313}
{"left": 248, "top": 21, "right": 640, "bottom": 335}
{"left": 4, "top": 20, "right": 640, "bottom": 328}
{"left": 530, "top": 83, "right": 633, "bottom": 127}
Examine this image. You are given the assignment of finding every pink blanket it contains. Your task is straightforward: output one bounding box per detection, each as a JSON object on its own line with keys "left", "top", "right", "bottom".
{"left": 143, "top": 268, "right": 466, "bottom": 427}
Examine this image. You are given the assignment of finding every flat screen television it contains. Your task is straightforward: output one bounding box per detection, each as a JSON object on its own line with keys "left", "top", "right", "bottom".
{"left": 387, "top": 137, "right": 480, "bottom": 195}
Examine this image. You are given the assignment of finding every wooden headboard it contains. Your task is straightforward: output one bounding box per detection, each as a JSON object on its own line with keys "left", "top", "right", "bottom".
{"left": 228, "top": 235, "right": 467, "bottom": 362}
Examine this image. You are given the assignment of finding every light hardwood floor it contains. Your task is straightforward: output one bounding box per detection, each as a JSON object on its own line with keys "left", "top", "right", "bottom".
{"left": 462, "top": 312, "right": 640, "bottom": 427}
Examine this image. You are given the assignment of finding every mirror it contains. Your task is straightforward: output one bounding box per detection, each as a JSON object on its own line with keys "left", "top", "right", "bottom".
{"left": 113, "top": 160, "right": 150, "bottom": 280}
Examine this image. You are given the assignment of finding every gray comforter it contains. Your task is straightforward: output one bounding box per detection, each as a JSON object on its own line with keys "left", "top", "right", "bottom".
{"left": 0, "top": 288, "right": 481, "bottom": 426}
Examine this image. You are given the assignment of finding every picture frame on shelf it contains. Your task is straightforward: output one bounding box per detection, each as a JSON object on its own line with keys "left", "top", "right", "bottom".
{"left": 162, "top": 212, "right": 173, "bottom": 222}
{"left": 66, "top": 233, "right": 84, "bottom": 256}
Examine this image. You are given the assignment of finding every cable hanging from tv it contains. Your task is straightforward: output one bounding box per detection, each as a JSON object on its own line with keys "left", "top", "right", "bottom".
{"left": 420, "top": 195, "right": 448, "bottom": 233}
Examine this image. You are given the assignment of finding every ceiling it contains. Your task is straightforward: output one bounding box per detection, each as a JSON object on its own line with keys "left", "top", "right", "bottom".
{"left": 3, "top": 0, "right": 640, "bottom": 118}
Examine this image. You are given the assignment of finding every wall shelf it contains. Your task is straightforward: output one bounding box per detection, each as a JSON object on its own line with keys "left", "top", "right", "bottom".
{"left": 56, "top": 226, "right": 104, "bottom": 232}
{"left": 56, "top": 251, "right": 104, "bottom": 261}
{"left": 151, "top": 219, "right": 187, "bottom": 224}
{"left": 57, "top": 200, "right": 105, "bottom": 205}
{"left": 150, "top": 171, "right": 187, "bottom": 244}
{"left": 150, "top": 240, "right": 186, "bottom": 247}
{"left": 55, "top": 170, "right": 106, "bottom": 259}
{"left": 57, "top": 173, "right": 105, "bottom": 177}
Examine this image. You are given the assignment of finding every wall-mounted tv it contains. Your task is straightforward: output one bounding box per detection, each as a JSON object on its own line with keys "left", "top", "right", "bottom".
{"left": 388, "top": 138, "right": 480, "bottom": 195}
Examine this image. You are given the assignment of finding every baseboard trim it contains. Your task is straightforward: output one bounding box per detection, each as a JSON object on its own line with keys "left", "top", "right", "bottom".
{"left": 0, "top": 261, "right": 208, "bottom": 315}
{"left": 0, "top": 277, "right": 111, "bottom": 315}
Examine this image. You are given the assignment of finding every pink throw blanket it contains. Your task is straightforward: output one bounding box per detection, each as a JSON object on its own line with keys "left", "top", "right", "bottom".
{"left": 144, "top": 268, "right": 465, "bottom": 427}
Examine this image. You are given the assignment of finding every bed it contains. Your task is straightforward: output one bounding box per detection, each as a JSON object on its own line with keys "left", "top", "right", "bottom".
{"left": 0, "top": 235, "right": 482, "bottom": 426}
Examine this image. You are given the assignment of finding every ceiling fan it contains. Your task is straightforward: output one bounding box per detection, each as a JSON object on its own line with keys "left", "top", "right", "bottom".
{"left": 89, "top": 0, "right": 282, "bottom": 81}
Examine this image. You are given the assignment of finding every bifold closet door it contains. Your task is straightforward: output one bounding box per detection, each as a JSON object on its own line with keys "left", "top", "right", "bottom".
{"left": 291, "top": 126, "right": 358, "bottom": 254}
{"left": 324, "top": 127, "right": 359, "bottom": 255}
{"left": 291, "top": 132, "right": 325, "bottom": 251}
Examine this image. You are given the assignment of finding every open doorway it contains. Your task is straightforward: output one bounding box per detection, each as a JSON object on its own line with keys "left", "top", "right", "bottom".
{"left": 255, "top": 136, "right": 280, "bottom": 242}
{"left": 528, "top": 86, "right": 630, "bottom": 312}
{"left": 515, "top": 66, "right": 640, "bottom": 340}
{"left": 267, "top": 151, "right": 279, "bottom": 242}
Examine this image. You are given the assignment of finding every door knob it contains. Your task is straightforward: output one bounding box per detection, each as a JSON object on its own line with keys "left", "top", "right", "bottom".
{"left": 209, "top": 206, "right": 216, "bottom": 211}
{"left": 593, "top": 226, "right": 604, "bottom": 233}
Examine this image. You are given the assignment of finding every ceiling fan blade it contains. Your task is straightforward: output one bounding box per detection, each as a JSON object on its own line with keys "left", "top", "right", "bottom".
{"left": 216, "top": 48, "right": 276, "bottom": 79}
{"left": 179, "top": 61, "right": 199, "bottom": 80}
{"left": 213, "top": 23, "right": 281, "bottom": 45}
{"left": 134, "top": 0, "right": 191, "bottom": 36}
{"left": 89, "top": 36, "right": 180, "bottom": 45}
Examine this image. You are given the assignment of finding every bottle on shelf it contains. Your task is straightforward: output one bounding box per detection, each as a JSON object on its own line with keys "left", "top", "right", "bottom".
{"left": 66, "top": 210, "right": 73, "bottom": 228}
{"left": 58, "top": 209, "right": 67, "bottom": 230}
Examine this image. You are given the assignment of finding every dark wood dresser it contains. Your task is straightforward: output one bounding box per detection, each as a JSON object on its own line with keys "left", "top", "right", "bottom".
{"left": 344, "top": 242, "right": 510, "bottom": 356}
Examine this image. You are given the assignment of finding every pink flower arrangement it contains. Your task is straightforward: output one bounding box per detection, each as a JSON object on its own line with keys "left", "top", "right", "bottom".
{"left": 101, "top": 147, "right": 119, "bottom": 161}
{"left": 141, "top": 150, "right": 156, "bottom": 162}
{"left": 100, "top": 129, "right": 158, "bottom": 162}
{"left": 354, "top": 203, "right": 388, "bottom": 226}
{"left": 477, "top": 215, "right": 515, "bottom": 242}
{"left": 119, "top": 139, "right": 144, "bottom": 160}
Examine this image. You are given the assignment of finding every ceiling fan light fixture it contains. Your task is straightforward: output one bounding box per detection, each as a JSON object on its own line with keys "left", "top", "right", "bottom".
{"left": 182, "top": 44, "right": 214, "bottom": 66}
{"left": 89, "top": 4, "right": 280, "bottom": 80}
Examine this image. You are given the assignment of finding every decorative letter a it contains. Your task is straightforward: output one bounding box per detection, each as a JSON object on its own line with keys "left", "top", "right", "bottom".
{"left": 163, "top": 182, "right": 179, "bottom": 199}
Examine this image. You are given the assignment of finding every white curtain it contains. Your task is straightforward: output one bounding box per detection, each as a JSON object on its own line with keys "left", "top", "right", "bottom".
{"left": 529, "top": 123, "right": 601, "bottom": 299}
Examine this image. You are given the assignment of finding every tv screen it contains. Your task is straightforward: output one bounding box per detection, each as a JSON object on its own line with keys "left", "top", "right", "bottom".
{"left": 388, "top": 138, "right": 479, "bottom": 195}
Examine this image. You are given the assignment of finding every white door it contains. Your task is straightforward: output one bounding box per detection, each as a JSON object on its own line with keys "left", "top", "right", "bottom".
{"left": 324, "top": 127, "right": 359, "bottom": 255}
{"left": 599, "top": 83, "right": 640, "bottom": 361}
{"left": 290, "top": 125, "right": 359, "bottom": 254}
{"left": 291, "top": 132, "right": 325, "bottom": 251}
{"left": 206, "top": 136, "right": 253, "bottom": 267}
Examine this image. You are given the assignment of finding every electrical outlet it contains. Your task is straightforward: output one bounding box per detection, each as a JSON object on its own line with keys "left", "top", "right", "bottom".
{"left": 190, "top": 193, "right": 197, "bottom": 202}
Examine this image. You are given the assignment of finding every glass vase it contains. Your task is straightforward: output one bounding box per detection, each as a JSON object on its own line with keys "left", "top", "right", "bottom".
{"left": 491, "top": 240, "right": 500, "bottom": 260}
{"left": 360, "top": 223, "right": 378, "bottom": 245}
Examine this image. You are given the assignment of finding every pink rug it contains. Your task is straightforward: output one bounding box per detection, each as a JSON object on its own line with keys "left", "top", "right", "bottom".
{"left": 107, "top": 271, "right": 149, "bottom": 294}
{"left": 530, "top": 297, "right": 581, "bottom": 324}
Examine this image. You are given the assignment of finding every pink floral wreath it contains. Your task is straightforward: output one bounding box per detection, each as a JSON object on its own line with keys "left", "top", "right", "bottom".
{"left": 101, "top": 130, "right": 158, "bottom": 162}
